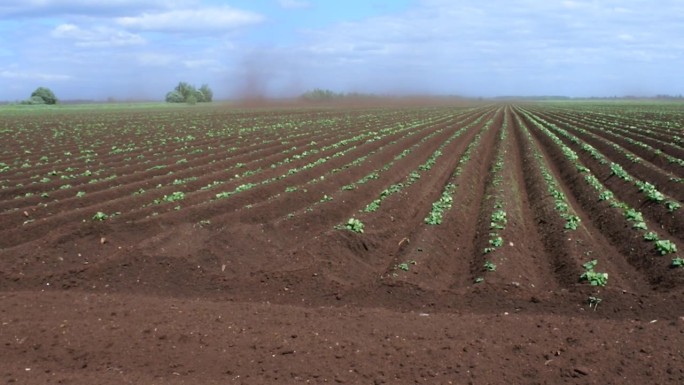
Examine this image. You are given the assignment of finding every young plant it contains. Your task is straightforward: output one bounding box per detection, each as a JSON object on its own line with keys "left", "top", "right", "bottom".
{"left": 162, "top": 191, "right": 185, "bottom": 203}
{"left": 92, "top": 212, "right": 109, "bottom": 221}
{"left": 654, "top": 240, "right": 677, "bottom": 255}
{"left": 563, "top": 214, "right": 581, "bottom": 230}
{"left": 666, "top": 201, "right": 681, "bottom": 212}
{"left": 396, "top": 260, "right": 416, "bottom": 272}
{"left": 598, "top": 190, "right": 613, "bottom": 201}
{"left": 345, "top": 218, "right": 365, "bottom": 233}
{"left": 489, "top": 236, "right": 503, "bottom": 248}
{"left": 579, "top": 259, "right": 608, "bottom": 287}
{"left": 490, "top": 210, "right": 507, "bottom": 230}
{"left": 643, "top": 232, "right": 659, "bottom": 241}
{"left": 672, "top": 257, "right": 684, "bottom": 268}
{"left": 587, "top": 296, "right": 602, "bottom": 311}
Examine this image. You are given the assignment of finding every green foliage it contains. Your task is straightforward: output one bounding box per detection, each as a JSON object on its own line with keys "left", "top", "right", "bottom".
{"left": 636, "top": 181, "right": 664, "bottom": 202}
{"left": 29, "top": 87, "right": 58, "bottom": 104}
{"left": 199, "top": 84, "right": 213, "bottom": 102}
{"left": 580, "top": 259, "right": 608, "bottom": 287}
{"left": 587, "top": 296, "right": 602, "bottom": 310}
{"left": 345, "top": 218, "right": 365, "bottom": 233}
{"left": 598, "top": 190, "right": 613, "bottom": 201}
{"left": 301, "top": 88, "right": 341, "bottom": 102}
{"left": 424, "top": 184, "right": 455, "bottom": 225}
{"left": 20, "top": 95, "right": 47, "bottom": 105}
{"left": 162, "top": 191, "right": 185, "bottom": 203}
{"left": 484, "top": 261, "right": 497, "bottom": 271}
{"left": 672, "top": 257, "right": 684, "bottom": 268}
{"left": 396, "top": 260, "right": 416, "bottom": 272}
{"left": 563, "top": 214, "right": 581, "bottom": 230}
{"left": 92, "top": 211, "right": 109, "bottom": 221}
{"left": 363, "top": 199, "right": 380, "bottom": 212}
{"left": 654, "top": 239, "right": 677, "bottom": 255}
{"left": 624, "top": 208, "right": 643, "bottom": 222}
{"left": 666, "top": 201, "right": 681, "bottom": 212}
{"left": 643, "top": 231, "right": 659, "bottom": 241}
{"left": 489, "top": 236, "right": 503, "bottom": 248}
{"left": 490, "top": 209, "right": 507, "bottom": 230}
{"left": 165, "top": 82, "right": 213, "bottom": 103}
{"left": 165, "top": 91, "right": 184, "bottom": 103}
{"left": 610, "top": 163, "right": 630, "bottom": 181}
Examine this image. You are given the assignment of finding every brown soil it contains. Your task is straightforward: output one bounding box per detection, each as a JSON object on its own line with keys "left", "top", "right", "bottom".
{"left": 1, "top": 103, "right": 682, "bottom": 384}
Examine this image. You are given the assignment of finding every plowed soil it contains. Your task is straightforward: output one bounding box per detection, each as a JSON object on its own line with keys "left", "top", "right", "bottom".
{"left": 1, "top": 102, "right": 682, "bottom": 384}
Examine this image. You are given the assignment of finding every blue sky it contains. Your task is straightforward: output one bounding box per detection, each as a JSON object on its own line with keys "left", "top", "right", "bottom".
{"left": 0, "top": 0, "right": 682, "bottom": 100}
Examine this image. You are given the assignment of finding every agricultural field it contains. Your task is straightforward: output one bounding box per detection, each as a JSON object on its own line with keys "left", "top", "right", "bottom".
{"left": 1, "top": 101, "right": 683, "bottom": 384}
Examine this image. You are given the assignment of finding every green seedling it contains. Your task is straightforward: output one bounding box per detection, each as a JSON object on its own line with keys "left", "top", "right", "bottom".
{"left": 489, "top": 236, "right": 503, "bottom": 248}
{"left": 345, "top": 218, "right": 365, "bottom": 233}
{"left": 643, "top": 232, "right": 659, "bottom": 241}
{"left": 654, "top": 240, "right": 677, "bottom": 255}
{"left": 162, "top": 191, "right": 185, "bottom": 203}
{"left": 580, "top": 259, "right": 608, "bottom": 287}
{"left": 588, "top": 296, "right": 602, "bottom": 311}
{"left": 666, "top": 201, "right": 681, "bottom": 212}
{"left": 396, "top": 260, "right": 416, "bottom": 272}
{"left": 563, "top": 214, "right": 581, "bottom": 230}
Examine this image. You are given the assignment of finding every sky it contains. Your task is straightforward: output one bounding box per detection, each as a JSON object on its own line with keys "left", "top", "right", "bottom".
{"left": 0, "top": 0, "right": 682, "bottom": 101}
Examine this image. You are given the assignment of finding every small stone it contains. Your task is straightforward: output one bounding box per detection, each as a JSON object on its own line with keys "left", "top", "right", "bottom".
{"left": 574, "top": 367, "right": 590, "bottom": 376}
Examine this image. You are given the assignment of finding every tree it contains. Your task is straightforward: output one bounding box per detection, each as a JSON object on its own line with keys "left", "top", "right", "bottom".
{"left": 165, "top": 82, "right": 213, "bottom": 103}
{"left": 30, "top": 87, "right": 57, "bottom": 104}
{"left": 174, "top": 82, "right": 196, "bottom": 101}
{"left": 165, "top": 90, "right": 185, "bottom": 103}
{"left": 301, "top": 88, "right": 340, "bottom": 102}
{"left": 199, "top": 84, "right": 213, "bottom": 102}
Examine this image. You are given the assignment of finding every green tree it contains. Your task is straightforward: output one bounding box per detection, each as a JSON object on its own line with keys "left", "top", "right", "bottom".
{"left": 165, "top": 82, "right": 213, "bottom": 103}
{"left": 174, "top": 82, "right": 196, "bottom": 101}
{"left": 30, "top": 87, "right": 58, "bottom": 104}
{"left": 199, "top": 84, "right": 213, "bottom": 102}
{"left": 301, "top": 88, "right": 339, "bottom": 102}
{"left": 193, "top": 90, "right": 205, "bottom": 103}
{"left": 165, "top": 90, "right": 184, "bottom": 103}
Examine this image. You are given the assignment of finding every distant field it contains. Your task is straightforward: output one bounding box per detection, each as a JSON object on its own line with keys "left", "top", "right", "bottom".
{"left": 1, "top": 101, "right": 682, "bottom": 384}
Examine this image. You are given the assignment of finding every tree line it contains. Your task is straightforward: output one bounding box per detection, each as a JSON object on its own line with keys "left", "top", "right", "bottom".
{"left": 165, "top": 82, "right": 213, "bottom": 104}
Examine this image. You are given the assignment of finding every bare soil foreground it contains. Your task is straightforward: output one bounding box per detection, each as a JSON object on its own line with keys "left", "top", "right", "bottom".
{"left": 1, "top": 101, "right": 683, "bottom": 384}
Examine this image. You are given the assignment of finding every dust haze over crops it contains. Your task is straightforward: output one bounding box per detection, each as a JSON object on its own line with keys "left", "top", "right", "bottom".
{"left": 1, "top": 1, "right": 684, "bottom": 385}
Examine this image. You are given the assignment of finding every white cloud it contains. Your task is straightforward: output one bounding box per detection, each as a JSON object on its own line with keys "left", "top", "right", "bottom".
{"left": 0, "top": 69, "right": 71, "bottom": 80}
{"left": 116, "top": 6, "right": 263, "bottom": 32}
{"left": 277, "top": 0, "right": 311, "bottom": 9}
{"left": 270, "top": 0, "right": 684, "bottom": 96}
{"left": 0, "top": 0, "right": 183, "bottom": 17}
{"left": 51, "top": 23, "right": 145, "bottom": 47}
{"left": 183, "top": 59, "right": 219, "bottom": 69}
{"left": 136, "top": 52, "right": 176, "bottom": 66}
